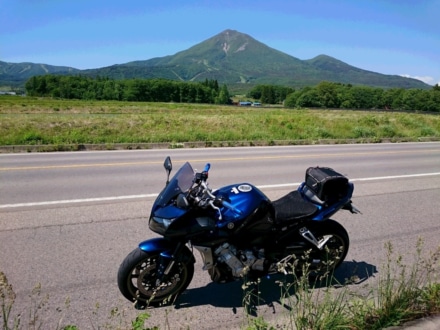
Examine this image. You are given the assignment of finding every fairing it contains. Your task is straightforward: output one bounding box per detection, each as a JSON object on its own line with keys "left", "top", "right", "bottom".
{"left": 154, "top": 162, "right": 194, "bottom": 208}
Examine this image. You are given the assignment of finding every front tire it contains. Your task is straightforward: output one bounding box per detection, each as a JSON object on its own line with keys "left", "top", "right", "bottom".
{"left": 117, "top": 247, "right": 194, "bottom": 308}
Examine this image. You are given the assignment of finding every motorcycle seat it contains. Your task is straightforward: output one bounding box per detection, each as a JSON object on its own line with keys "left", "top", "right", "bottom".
{"left": 272, "top": 190, "right": 318, "bottom": 223}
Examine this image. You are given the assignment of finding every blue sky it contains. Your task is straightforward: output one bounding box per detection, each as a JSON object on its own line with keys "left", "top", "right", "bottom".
{"left": 1, "top": 0, "right": 439, "bottom": 85}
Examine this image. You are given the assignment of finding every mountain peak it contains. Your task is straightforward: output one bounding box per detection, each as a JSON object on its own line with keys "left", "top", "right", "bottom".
{"left": 0, "top": 30, "right": 430, "bottom": 90}
{"left": 188, "top": 29, "right": 259, "bottom": 57}
{"left": 217, "top": 30, "right": 250, "bottom": 55}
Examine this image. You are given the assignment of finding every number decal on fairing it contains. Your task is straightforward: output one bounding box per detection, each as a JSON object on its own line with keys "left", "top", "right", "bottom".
{"left": 238, "top": 184, "right": 252, "bottom": 192}
{"left": 231, "top": 185, "right": 252, "bottom": 194}
{"left": 231, "top": 184, "right": 252, "bottom": 195}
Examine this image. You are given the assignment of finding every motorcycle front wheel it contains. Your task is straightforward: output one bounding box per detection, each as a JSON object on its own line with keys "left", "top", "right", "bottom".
{"left": 117, "top": 247, "right": 194, "bottom": 308}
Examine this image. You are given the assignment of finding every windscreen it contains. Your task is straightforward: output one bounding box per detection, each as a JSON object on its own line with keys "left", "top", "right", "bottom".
{"left": 155, "top": 162, "right": 195, "bottom": 206}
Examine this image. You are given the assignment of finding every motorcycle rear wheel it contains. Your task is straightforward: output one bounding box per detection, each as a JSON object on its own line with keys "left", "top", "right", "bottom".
{"left": 117, "top": 247, "right": 194, "bottom": 308}
{"left": 298, "top": 220, "right": 349, "bottom": 278}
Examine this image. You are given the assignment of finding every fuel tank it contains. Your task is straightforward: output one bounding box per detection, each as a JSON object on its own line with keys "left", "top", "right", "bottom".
{"left": 213, "top": 183, "right": 275, "bottom": 242}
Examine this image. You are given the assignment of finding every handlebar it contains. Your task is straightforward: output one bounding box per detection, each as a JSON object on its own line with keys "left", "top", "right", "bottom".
{"left": 194, "top": 163, "right": 210, "bottom": 183}
{"left": 203, "top": 163, "right": 211, "bottom": 173}
{"left": 195, "top": 181, "right": 242, "bottom": 218}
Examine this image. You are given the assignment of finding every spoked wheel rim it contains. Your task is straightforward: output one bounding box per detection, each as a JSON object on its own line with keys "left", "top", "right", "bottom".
{"left": 128, "top": 255, "right": 189, "bottom": 304}
{"left": 307, "top": 233, "right": 348, "bottom": 276}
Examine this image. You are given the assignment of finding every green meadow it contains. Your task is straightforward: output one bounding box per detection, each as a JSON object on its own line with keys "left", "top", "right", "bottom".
{"left": 1, "top": 96, "right": 439, "bottom": 150}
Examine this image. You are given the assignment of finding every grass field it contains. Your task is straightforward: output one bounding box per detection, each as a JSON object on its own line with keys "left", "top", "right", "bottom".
{"left": 1, "top": 96, "right": 439, "bottom": 151}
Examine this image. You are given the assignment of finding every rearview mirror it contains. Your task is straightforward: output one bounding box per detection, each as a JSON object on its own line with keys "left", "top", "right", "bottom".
{"left": 176, "top": 193, "right": 189, "bottom": 209}
{"left": 164, "top": 156, "right": 172, "bottom": 184}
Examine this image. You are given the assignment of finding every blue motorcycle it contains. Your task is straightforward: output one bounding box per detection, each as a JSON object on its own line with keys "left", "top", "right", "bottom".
{"left": 118, "top": 157, "right": 360, "bottom": 308}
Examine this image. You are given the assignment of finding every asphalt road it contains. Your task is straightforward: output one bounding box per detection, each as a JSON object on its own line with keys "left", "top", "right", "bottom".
{"left": 1, "top": 143, "right": 439, "bottom": 329}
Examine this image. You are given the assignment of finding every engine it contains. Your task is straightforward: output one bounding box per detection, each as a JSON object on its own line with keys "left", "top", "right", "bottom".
{"left": 212, "top": 243, "right": 265, "bottom": 279}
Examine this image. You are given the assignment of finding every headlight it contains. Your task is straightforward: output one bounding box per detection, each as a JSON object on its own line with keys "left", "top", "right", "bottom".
{"left": 153, "top": 216, "right": 174, "bottom": 228}
{"left": 162, "top": 218, "right": 172, "bottom": 228}
{"left": 149, "top": 216, "right": 175, "bottom": 234}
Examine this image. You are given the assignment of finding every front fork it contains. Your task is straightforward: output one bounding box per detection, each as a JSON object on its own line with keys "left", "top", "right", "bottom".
{"left": 138, "top": 237, "right": 195, "bottom": 281}
{"left": 156, "top": 241, "right": 186, "bottom": 281}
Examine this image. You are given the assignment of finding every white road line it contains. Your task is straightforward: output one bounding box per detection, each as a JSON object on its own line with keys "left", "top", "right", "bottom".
{"left": 1, "top": 172, "right": 440, "bottom": 209}
{"left": 350, "top": 172, "right": 440, "bottom": 181}
{"left": 0, "top": 194, "right": 158, "bottom": 209}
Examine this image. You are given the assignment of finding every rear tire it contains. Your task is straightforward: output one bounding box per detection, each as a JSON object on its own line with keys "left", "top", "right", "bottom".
{"left": 300, "top": 220, "right": 349, "bottom": 278}
{"left": 117, "top": 247, "right": 194, "bottom": 308}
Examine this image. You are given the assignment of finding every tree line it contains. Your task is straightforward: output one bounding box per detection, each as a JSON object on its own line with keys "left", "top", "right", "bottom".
{"left": 25, "top": 75, "right": 231, "bottom": 104}
{"left": 279, "top": 81, "right": 440, "bottom": 112}
{"left": 25, "top": 75, "right": 440, "bottom": 112}
{"left": 246, "top": 84, "right": 294, "bottom": 104}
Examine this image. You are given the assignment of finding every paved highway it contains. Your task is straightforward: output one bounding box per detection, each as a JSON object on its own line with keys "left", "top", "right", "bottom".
{"left": 1, "top": 143, "right": 439, "bottom": 329}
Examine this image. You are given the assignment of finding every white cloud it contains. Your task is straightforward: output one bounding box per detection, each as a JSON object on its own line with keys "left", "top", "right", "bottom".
{"left": 400, "top": 74, "right": 435, "bottom": 85}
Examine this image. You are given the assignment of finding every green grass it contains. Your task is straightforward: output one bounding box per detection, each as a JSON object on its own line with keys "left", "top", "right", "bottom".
{"left": 1, "top": 96, "right": 439, "bottom": 150}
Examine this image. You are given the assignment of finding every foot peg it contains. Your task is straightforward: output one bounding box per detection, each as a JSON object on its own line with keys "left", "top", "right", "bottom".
{"left": 299, "top": 227, "right": 332, "bottom": 250}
